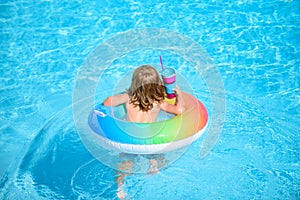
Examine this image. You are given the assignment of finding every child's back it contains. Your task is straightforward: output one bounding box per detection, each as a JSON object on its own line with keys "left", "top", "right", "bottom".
{"left": 104, "top": 65, "right": 185, "bottom": 123}
{"left": 125, "top": 94, "right": 161, "bottom": 122}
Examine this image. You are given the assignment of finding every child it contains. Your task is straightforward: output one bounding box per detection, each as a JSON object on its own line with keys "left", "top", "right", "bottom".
{"left": 103, "top": 65, "right": 185, "bottom": 122}
{"left": 103, "top": 65, "right": 185, "bottom": 199}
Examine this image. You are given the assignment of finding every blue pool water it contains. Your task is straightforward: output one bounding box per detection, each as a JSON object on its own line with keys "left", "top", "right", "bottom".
{"left": 1, "top": 0, "right": 299, "bottom": 199}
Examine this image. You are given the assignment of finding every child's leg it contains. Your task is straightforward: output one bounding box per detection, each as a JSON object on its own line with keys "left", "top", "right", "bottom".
{"left": 148, "top": 158, "right": 159, "bottom": 174}
{"left": 147, "top": 154, "right": 168, "bottom": 174}
{"left": 115, "top": 160, "right": 133, "bottom": 199}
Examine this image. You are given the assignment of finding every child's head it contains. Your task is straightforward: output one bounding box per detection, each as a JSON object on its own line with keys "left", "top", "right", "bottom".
{"left": 128, "top": 65, "right": 165, "bottom": 112}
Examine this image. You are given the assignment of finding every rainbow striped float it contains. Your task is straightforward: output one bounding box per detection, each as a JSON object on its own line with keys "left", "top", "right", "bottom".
{"left": 88, "top": 92, "right": 208, "bottom": 154}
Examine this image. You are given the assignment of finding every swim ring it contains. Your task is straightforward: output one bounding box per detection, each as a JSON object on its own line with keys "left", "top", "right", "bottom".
{"left": 88, "top": 92, "right": 208, "bottom": 154}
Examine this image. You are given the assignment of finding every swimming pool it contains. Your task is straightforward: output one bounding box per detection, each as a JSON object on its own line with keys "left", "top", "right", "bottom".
{"left": 1, "top": 0, "right": 299, "bottom": 199}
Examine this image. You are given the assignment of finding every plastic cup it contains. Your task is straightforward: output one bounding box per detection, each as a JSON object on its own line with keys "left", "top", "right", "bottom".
{"left": 161, "top": 68, "right": 176, "bottom": 99}
{"left": 161, "top": 68, "right": 176, "bottom": 84}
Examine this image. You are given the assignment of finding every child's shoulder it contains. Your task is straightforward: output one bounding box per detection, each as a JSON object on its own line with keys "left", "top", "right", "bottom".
{"left": 120, "top": 92, "right": 130, "bottom": 99}
{"left": 121, "top": 92, "right": 131, "bottom": 103}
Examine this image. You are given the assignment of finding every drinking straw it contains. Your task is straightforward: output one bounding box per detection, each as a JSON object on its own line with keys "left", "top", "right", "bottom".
{"left": 160, "top": 55, "right": 164, "bottom": 71}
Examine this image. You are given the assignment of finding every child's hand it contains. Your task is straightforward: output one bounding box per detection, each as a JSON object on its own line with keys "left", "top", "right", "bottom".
{"left": 161, "top": 86, "right": 185, "bottom": 114}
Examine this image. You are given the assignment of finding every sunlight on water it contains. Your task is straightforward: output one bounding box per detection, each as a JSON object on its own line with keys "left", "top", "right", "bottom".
{"left": 0, "top": 0, "right": 299, "bottom": 199}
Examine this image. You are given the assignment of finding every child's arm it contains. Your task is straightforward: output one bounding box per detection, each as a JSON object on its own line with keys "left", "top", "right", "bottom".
{"left": 103, "top": 93, "right": 129, "bottom": 106}
{"left": 160, "top": 86, "right": 185, "bottom": 115}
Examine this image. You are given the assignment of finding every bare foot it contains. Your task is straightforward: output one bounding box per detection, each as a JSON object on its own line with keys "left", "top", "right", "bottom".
{"left": 116, "top": 160, "right": 133, "bottom": 199}
{"left": 117, "top": 188, "right": 126, "bottom": 200}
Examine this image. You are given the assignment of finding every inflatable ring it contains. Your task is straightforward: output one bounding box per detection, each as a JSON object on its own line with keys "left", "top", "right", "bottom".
{"left": 88, "top": 92, "right": 208, "bottom": 154}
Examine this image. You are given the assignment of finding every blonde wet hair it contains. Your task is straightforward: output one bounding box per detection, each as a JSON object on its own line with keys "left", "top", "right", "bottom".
{"left": 127, "top": 65, "right": 165, "bottom": 112}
